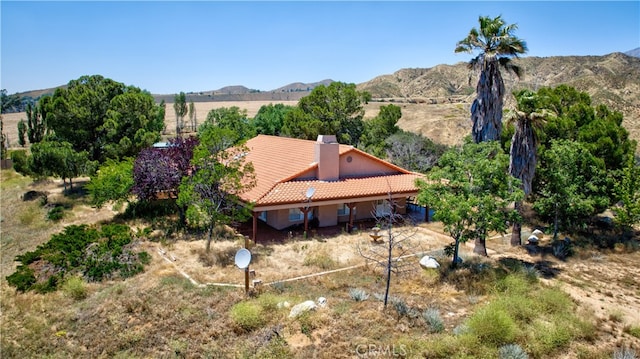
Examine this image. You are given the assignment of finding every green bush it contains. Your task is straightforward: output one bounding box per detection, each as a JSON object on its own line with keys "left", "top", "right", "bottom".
{"left": 467, "top": 306, "right": 517, "bottom": 346}
{"left": 47, "top": 205, "right": 65, "bottom": 221}
{"left": 624, "top": 325, "right": 640, "bottom": 339}
{"left": 5, "top": 265, "right": 36, "bottom": 292}
{"left": 257, "top": 293, "right": 290, "bottom": 312}
{"left": 495, "top": 274, "right": 532, "bottom": 295}
{"left": 10, "top": 150, "right": 31, "bottom": 176}
{"left": 533, "top": 286, "right": 573, "bottom": 315}
{"left": 62, "top": 276, "right": 88, "bottom": 300}
{"left": 491, "top": 294, "right": 539, "bottom": 323}
{"left": 6, "top": 224, "right": 150, "bottom": 292}
{"left": 527, "top": 319, "right": 573, "bottom": 357}
{"left": 230, "top": 301, "right": 265, "bottom": 332}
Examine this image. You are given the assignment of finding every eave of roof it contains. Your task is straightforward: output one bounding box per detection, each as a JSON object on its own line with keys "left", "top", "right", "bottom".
{"left": 247, "top": 173, "right": 423, "bottom": 206}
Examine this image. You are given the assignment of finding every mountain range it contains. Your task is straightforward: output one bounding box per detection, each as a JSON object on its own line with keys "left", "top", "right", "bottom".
{"left": 9, "top": 50, "right": 640, "bottom": 149}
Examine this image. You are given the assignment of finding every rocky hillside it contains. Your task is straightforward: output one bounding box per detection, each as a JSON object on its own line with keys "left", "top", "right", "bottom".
{"left": 358, "top": 52, "right": 640, "bottom": 150}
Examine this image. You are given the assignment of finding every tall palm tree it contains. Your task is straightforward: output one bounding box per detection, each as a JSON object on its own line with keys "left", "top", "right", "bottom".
{"left": 455, "top": 15, "right": 528, "bottom": 143}
{"left": 507, "top": 89, "right": 549, "bottom": 245}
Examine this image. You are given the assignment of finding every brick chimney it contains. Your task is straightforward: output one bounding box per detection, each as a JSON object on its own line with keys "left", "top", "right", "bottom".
{"left": 315, "top": 135, "right": 339, "bottom": 181}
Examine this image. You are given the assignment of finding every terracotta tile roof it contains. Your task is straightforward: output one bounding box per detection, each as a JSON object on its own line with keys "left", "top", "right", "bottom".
{"left": 240, "top": 135, "right": 423, "bottom": 206}
{"left": 256, "top": 174, "right": 424, "bottom": 206}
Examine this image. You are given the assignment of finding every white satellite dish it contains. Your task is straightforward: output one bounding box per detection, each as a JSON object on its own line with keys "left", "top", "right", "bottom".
{"left": 234, "top": 248, "right": 252, "bottom": 269}
{"left": 305, "top": 187, "right": 316, "bottom": 199}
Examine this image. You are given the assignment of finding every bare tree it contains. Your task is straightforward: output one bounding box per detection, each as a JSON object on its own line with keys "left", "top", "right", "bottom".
{"left": 357, "top": 191, "right": 420, "bottom": 309}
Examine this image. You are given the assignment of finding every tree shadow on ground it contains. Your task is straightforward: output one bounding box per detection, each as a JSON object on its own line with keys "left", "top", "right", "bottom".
{"left": 498, "top": 256, "right": 561, "bottom": 279}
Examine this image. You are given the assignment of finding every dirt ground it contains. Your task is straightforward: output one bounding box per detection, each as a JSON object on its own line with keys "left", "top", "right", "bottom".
{"left": 148, "top": 223, "right": 457, "bottom": 287}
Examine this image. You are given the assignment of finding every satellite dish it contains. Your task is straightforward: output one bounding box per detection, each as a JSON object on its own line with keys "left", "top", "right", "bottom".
{"left": 305, "top": 187, "right": 316, "bottom": 199}
{"left": 234, "top": 248, "right": 252, "bottom": 269}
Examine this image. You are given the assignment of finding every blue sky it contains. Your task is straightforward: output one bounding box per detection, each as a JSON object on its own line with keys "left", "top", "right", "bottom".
{"left": 2, "top": 1, "right": 639, "bottom": 94}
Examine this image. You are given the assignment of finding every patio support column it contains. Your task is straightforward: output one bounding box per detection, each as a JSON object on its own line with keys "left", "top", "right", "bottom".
{"left": 252, "top": 212, "right": 258, "bottom": 245}
{"left": 424, "top": 205, "right": 430, "bottom": 223}
{"left": 300, "top": 207, "right": 312, "bottom": 236}
{"left": 347, "top": 203, "right": 356, "bottom": 233}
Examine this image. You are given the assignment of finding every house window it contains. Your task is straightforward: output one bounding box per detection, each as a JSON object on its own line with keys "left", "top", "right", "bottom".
{"left": 337, "top": 204, "right": 355, "bottom": 216}
{"left": 258, "top": 211, "right": 267, "bottom": 222}
{"left": 375, "top": 199, "right": 392, "bottom": 217}
{"left": 289, "top": 208, "right": 312, "bottom": 222}
{"left": 289, "top": 209, "right": 303, "bottom": 221}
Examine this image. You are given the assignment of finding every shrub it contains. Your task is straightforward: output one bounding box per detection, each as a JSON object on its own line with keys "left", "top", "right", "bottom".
{"left": 62, "top": 276, "right": 88, "bottom": 300}
{"left": 303, "top": 248, "right": 337, "bottom": 270}
{"left": 534, "top": 286, "right": 573, "bottom": 315}
{"left": 552, "top": 239, "right": 573, "bottom": 260}
{"left": 499, "top": 344, "right": 529, "bottom": 359}
{"left": 467, "top": 307, "right": 517, "bottom": 346}
{"left": 271, "top": 281, "right": 286, "bottom": 293}
{"left": 495, "top": 274, "right": 531, "bottom": 295}
{"left": 6, "top": 224, "right": 150, "bottom": 292}
{"left": 230, "top": 301, "right": 265, "bottom": 332}
{"left": 10, "top": 150, "right": 31, "bottom": 176}
{"left": 257, "top": 293, "right": 289, "bottom": 312}
{"left": 349, "top": 288, "right": 369, "bottom": 302}
{"left": 391, "top": 297, "right": 418, "bottom": 320}
{"left": 492, "top": 294, "right": 539, "bottom": 323}
{"left": 521, "top": 265, "right": 540, "bottom": 281}
{"left": 453, "top": 323, "right": 469, "bottom": 336}
{"left": 528, "top": 319, "right": 573, "bottom": 356}
{"left": 255, "top": 335, "right": 293, "bottom": 359}
{"left": 423, "top": 307, "right": 445, "bottom": 333}
{"left": 47, "top": 205, "right": 65, "bottom": 221}
{"left": 623, "top": 325, "right": 640, "bottom": 338}
{"left": 5, "top": 265, "right": 36, "bottom": 292}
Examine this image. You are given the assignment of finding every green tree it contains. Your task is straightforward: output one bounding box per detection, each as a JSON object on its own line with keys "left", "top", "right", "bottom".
{"left": 612, "top": 157, "right": 640, "bottom": 233}
{"left": 174, "top": 92, "right": 188, "bottom": 136}
{"left": 0, "top": 89, "right": 21, "bottom": 113}
{"left": 282, "top": 82, "right": 370, "bottom": 146}
{"left": 201, "top": 107, "right": 255, "bottom": 143}
{"left": 86, "top": 158, "right": 134, "bottom": 209}
{"left": 177, "top": 127, "right": 256, "bottom": 252}
{"left": 416, "top": 142, "right": 522, "bottom": 264}
{"left": 25, "top": 98, "right": 48, "bottom": 144}
{"left": 17, "top": 120, "right": 27, "bottom": 147}
{"left": 102, "top": 89, "right": 164, "bottom": 160}
{"left": 359, "top": 104, "right": 402, "bottom": 157}
{"left": 506, "top": 89, "right": 549, "bottom": 245}
{"left": 531, "top": 85, "right": 636, "bottom": 203}
{"left": 188, "top": 100, "right": 197, "bottom": 132}
{"left": 47, "top": 75, "right": 164, "bottom": 163}
{"left": 29, "top": 140, "right": 95, "bottom": 190}
{"left": 0, "top": 115, "right": 8, "bottom": 160}
{"left": 251, "top": 103, "right": 294, "bottom": 136}
{"left": 534, "top": 139, "right": 609, "bottom": 238}
{"left": 455, "top": 15, "right": 528, "bottom": 143}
